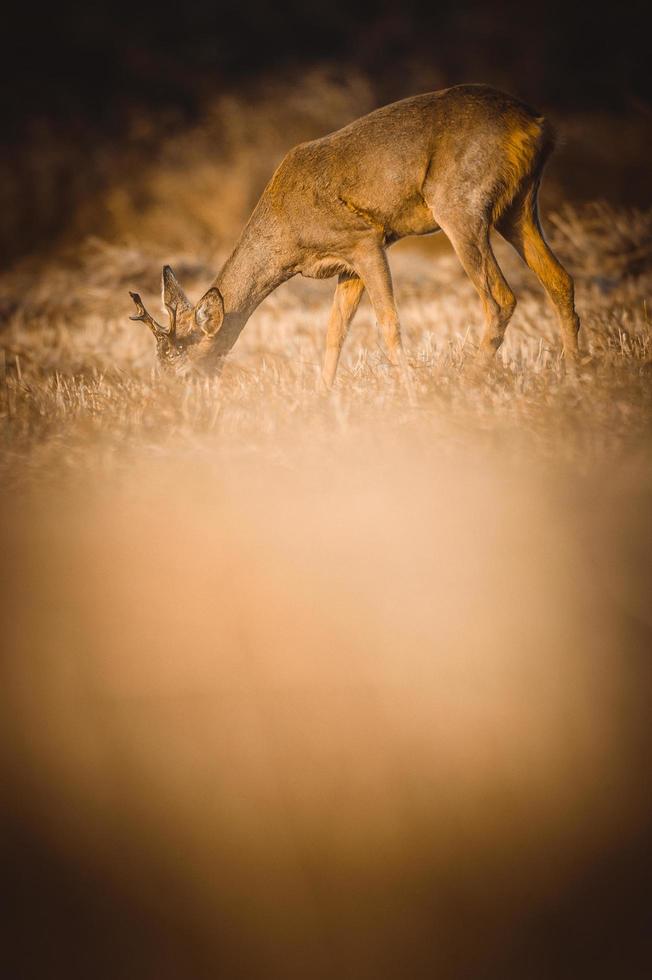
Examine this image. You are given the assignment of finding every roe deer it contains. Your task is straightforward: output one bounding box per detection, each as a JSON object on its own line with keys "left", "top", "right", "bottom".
{"left": 130, "top": 84, "right": 580, "bottom": 386}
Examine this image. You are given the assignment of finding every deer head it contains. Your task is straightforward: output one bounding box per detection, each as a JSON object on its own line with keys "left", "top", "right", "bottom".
{"left": 130, "top": 266, "right": 226, "bottom": 374}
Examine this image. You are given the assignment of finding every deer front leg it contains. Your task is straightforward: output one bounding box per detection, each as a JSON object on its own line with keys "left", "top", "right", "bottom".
{"left": 321, "top": 274, "right": 365, "bottom": 389}
{"left": 352, "top": 244, "right": 415, "bottom": 401}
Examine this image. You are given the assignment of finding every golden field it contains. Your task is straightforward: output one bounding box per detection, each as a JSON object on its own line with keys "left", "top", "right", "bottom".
{"left": 1, "top": 79, "right": 651, "bottom": 978}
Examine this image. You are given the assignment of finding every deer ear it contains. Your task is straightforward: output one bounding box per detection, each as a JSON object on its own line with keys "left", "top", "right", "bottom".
{"left": 162, "top": 265, "right": 192, "bottom": 318}
{"left": 194, "top": 287, "right": 225, "bottom": 337}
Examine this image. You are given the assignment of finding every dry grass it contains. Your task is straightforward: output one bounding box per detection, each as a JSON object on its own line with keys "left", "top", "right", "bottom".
{"left": 1, "top": 200, "right": 651, "bottom": 978}
{"left": 1, "top": 202, "right": 651, "bottom": 482}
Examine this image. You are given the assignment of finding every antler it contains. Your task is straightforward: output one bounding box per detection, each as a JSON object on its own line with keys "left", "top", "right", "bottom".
{"left": 129, "top": 291, "right": 173, "bottom": 337}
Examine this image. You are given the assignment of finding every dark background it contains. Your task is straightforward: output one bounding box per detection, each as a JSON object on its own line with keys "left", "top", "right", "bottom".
{"left": 2, "top": 0, "right": 651, "bottom": 262}
{"left": 4, "top": 0, "right": 651, "bottom": 124}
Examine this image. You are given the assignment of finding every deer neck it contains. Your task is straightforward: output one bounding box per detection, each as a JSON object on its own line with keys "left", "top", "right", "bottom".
{"left": 213, "top": 202, "right": 294, "bottom": 339}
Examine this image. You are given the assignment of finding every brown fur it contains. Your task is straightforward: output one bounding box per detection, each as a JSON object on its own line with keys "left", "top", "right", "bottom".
{"left": 491, "top": 117, "right": 554, "bottom": 224}
{"left": 129, "top": 84, "right": 580, "bottom": 385}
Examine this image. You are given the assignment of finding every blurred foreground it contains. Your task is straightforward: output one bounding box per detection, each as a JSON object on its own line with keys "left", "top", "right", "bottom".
{"left": 2, "top": 432, "right": 651, "bottom": 978}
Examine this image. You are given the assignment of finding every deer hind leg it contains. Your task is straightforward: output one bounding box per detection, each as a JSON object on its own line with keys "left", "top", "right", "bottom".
{"left": 439, "top": 217, "right": 517, "bottom": 363}
{"left": 498, "top": 188, "right": 580, "bottom": 362}
{"left": 321, "top": 274, "right": 365, "bottom": 389}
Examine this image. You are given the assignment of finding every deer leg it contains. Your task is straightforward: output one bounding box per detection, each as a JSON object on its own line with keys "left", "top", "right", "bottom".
{"left": 352, "top": 242, "right": 413, "bottom": 378}
{"left": 440, "top": 219, "right": 516, "bottom": 364}
{"left": 351, "top": 244, "right": 403, "bottom": 362}
{"left": 498, "top": 192, "right": 580, "bottom": 362}
{"left": 321, "top": 274, "right": 365, "bottom": 389}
